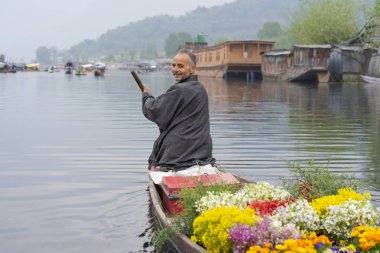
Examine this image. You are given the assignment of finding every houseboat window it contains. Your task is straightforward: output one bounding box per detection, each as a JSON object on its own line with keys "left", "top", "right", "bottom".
{"left": 277, "top": 56, "right": 286, "bottom": 62}
{"left": 209, "top": 54, "right": 212, "bottom": 62}
{"left": 267, "top": 56, "right": 276, "bottom": 62}
{"left": 216, "top": 52, "right": 220, "bottom": 61}
{"left": 260, "top": 45, "right": 272, "bottom": 51}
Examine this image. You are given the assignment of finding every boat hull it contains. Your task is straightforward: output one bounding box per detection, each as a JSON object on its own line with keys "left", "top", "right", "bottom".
{"left": 361, "top": 75, "right": 380, "bottom": 84}
{"left": 148, "top": 179, "right": 208, "bottom": 253}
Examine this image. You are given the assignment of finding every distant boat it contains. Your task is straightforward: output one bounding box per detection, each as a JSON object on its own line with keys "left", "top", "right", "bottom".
{"left": 94, "top": 62, "right": 106, "bottom": 77}
{"left": 25, "top": 63, "right": 40, "bottom": 71}
{"left": 64, "top": 62, "right": 74, "bottom": 74}
{"left": 48, "top": 66, "right": 58, "bottom": 73}
{"left": 361, "top": 75, "right": 380, "bottom": 84}
{"left": 75, "top": 67, "right": 87, "bottom": 76}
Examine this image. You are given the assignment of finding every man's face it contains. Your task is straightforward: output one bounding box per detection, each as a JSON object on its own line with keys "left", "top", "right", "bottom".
{"left": 172, "top": 53, "right": 195, "bottom": 82}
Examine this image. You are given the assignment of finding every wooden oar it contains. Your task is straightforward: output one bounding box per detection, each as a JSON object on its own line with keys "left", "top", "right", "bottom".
{"left": 131, "top": 71, "right": 144, "bottom": 92}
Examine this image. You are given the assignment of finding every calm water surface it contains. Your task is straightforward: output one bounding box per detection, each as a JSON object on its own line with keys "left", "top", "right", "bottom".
{"left": 1, "top": 71, "right": 380, "bottom": 253}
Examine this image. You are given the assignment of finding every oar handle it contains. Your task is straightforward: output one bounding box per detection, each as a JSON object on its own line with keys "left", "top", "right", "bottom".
{"left": 131, "top": 71, "right": 144, "bottom": 92}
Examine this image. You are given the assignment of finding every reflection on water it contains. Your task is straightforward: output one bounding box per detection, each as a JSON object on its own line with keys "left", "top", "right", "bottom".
{"left": 202, "top": 78, "right": 380, "bottom": 201}
{"left": 0, "top": 71, "right": 379, "bottom": 252}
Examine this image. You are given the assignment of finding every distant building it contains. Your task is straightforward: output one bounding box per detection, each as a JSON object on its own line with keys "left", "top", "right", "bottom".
{"left": 192, "top": 40, "right": 274, "bottom": 80}
{"left": 0, "top": 54, "right": 5, "bottom": 62}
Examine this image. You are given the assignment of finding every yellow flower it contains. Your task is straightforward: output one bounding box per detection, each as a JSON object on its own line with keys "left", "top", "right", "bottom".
{"left": 192, "top": 206, "right": 259, "bottom": 252}
{"left": 310, "top": 188, "right": 367, "bottom": 214}
{"left": 346, "top": 244, "right": 356, "bottom": 251}
{"left": 275, "top": 244, "right": 287, "bottom": 251}
{"left": 363, "top": 192, "right": 371, "bottom": 200}
{"left": 313, "top": 235, "right": 332, "bottom": 246}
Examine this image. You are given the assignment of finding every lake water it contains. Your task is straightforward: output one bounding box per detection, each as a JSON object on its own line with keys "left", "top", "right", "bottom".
{"left": 1, "top": 70, "right": 379, "bottom": 253}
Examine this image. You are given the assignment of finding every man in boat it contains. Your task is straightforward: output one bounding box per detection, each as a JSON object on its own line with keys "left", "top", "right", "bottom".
{"left": 141, "top": 48, "right": 215, "bottom": 172}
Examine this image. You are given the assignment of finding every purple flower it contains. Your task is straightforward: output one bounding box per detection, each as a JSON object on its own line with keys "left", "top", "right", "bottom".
{"left": 228, "top": 217, "right": 300, "bottom": 252}
{"left": 316, "top": 242, "right": 324, "bottom": 249}
{"left": 229, "top": 224, "right": 255, "bottom": 253}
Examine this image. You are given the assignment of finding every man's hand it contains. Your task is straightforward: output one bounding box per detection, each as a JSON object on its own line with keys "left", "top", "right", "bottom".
{"left": 143, "top": 85, "right": 151, "bottom": 94}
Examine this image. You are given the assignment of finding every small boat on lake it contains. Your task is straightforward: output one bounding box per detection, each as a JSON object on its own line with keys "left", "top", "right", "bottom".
{"left": 94, "top": 62, "right": 106, "bottom": 77}
{"left": 149, "top": 178, "right": 208, "bottom": 253}
{"left": 361, "top": 75, "right": 380, "bottom": 84}
{"left": 64, "top": 62, "right": 74, "bottom": 74}
{"left": 75, "top": 66, "right": 87, "bottom": 76}
{"left": 48, "top": 66, "right": 59, "bottom": 73}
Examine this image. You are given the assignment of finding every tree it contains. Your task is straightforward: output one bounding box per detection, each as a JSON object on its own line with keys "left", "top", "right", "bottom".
{"left": 164, "top": 32, "right": 193, "bottom": 57}
{"left": 289, "top": 0, "right": 368, "bottom": 44}
{"left": 214, "top": 36, "right": 228, "bottom": 45}
{"left": 257, "top": 21, "right": 293, "bottom": 48}
{"left": 257, "top": 22, "right": 282, "bottom": 40}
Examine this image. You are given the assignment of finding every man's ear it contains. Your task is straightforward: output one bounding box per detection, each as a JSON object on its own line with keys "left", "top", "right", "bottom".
{"left": 191, "top": 65, "right": 196, "bottom": 74}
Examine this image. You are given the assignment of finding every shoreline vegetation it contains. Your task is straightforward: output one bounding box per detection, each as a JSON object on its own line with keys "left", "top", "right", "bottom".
{"left": 153, "top": 161, "right": 380, "bottom": 252}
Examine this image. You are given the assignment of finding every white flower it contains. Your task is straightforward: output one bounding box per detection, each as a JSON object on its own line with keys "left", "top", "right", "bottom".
{"left": 194, "top": 181, "right": 292, "bottom": 213}
{"left": 322, "top": 200, "right": 380, "bottom": 240}
{"left": 270, "top": 199, "right": 320, "bottom": 233}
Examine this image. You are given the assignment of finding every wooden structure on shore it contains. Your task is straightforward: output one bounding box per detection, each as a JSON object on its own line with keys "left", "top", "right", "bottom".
{"left": 261, "top": 45, "right": 331, "bottom": 83}
{"left": 260, "top": 49, "right": 292, "bottom": 81}
{"left": 192, "top": 40, "right": 274, "bottom": 80}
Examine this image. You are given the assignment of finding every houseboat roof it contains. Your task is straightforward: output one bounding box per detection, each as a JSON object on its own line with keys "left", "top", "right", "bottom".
{"left": 261, "top": 49, "right": 291, "bottom": 56}
{"left": 193, "top": 40, "right": 275, "bottom": 52}
{"left": 335, "top": 45, "right": 369, "bottom": 51}
{"left": 293, "top": 44, "right": 332, "bottom": 49}
{"left": 26, "top": 63, "right": 40, "bottom": 68}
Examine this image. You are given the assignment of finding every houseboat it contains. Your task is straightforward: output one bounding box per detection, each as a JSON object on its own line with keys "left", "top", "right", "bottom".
{"left": 288, "top": 44, "right": 331, "bottom": 83}
{"left": 261, "top": 45, "right": 331, "bottom": 83}
{"left": 260, "top": 49, "right": 292, "bottom": 80}
{"left": 192, "top": 40, "right": 274, "bottom": 80}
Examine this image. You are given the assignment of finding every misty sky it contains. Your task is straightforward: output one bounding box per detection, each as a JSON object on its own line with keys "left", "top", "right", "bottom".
{"left": 1, "top": 0, "right": 235, "bottom": 62}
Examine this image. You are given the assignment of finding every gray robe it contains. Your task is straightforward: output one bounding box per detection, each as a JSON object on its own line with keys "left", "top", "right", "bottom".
{"left": 142, "top": 76, "right": 214, "bottom": 171}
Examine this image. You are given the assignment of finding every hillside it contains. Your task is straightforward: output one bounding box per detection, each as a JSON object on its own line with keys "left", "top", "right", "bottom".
{"left": 63, "top": 0, "right": 299, "bottom": 59}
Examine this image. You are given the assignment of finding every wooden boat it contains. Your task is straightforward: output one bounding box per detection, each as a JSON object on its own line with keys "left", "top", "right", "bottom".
{"left": 94, "top": 68, "right": 105, "bottom": 77}
{"left": 148, "top": 177, "right": 208, "bottom": 253}
{"left": 75, "top": 67, "right": 87, "bottom": 76}
{"left": 64, "top": 62, "right": 74, "bottom": 74}
{"left": 192, "top": 40, "right": 274, "bottom": 80}
{"left": 148, "top": 171, "right": 241, "bottom": 252}
{"left": 94, "top": 62, "right": 106, "bottom": 77}
{"left": 361, "top": 75, "right": 380, "bottom": 84}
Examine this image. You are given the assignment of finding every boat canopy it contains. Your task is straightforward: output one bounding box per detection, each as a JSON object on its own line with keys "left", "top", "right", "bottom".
{"left": 26, "top": 63, "right": 40, "bottom": 68}
{"left": 81, "top": 64, "right": 93, "bottom": 68}
{"left": 95, "top": 62, "right": 106, "bottom": 68}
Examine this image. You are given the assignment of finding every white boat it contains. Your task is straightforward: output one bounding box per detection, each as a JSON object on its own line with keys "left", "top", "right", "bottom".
{"left": 361, "top": 75, "right": 380, "bottom": 84}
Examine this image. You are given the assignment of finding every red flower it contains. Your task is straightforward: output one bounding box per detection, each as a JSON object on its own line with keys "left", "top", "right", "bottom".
{"left": 247, "top": 198, "right": 295, "bottom": 216}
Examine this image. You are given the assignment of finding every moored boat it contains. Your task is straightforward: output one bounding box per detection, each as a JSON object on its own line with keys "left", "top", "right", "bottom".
{"left": 64, "top": 62, "right": 74, "bottom": 74}
{"left": 148, "top": 168, "right": 241, "bottom": 252}
{"left": 148, "top": 163, "right": 380, "bottom": 253}
{"left": 361, "top": 74, "right": 380, "bottom": 84}
{"left": 94, "top": 62, "right": 106, "bottom": 77}
{"left": 149, "top": 178, "right": 208, "bottom": 253}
